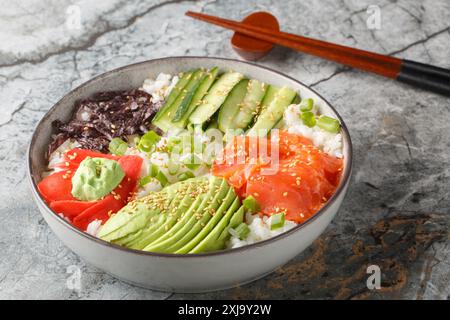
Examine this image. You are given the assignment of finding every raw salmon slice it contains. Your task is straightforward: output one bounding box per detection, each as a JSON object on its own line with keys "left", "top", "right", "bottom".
{"left": 212, "top": 131, "right": 343, "bottom": 223}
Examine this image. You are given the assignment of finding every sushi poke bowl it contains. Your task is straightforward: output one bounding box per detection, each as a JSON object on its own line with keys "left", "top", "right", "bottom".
{"left": 28, "top": 56, "right": 352, "bottom": 292}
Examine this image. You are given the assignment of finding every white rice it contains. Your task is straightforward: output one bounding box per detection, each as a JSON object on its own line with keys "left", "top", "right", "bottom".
{"left": 140, "top": 73, "right": 179, "bottom": 103}
{"left": 283, "top": 104, "right": 343, "bottom": 158}
{"left": 42, "top": 139, "right": 81, "bottom": 178}
{"left": 86, "top": 219, "right": 103, "bottom": 237}
{"left": 227, "top": 212, "right": 297, "bottom": 249}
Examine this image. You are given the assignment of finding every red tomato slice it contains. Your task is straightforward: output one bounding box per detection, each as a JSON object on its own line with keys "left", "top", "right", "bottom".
{"left": 112, "top": 155, "right": 143, "bottom": 202}
{"left": 50, "top": 200, "right": 99, "bottom": 221}
{"left": 39, "top": 148, "right": 143, "bottom": 230}
{"left": 117, "top": 155, "right": 143, "bottom": 181}
{"left": 37, "top": 171, "right": 75, "bottom": 202}
{"left": 50, "top": 151, "right": 142, "bottom": 203}
{"left": 72, "top": 195, "right": 124, "bottom": 231}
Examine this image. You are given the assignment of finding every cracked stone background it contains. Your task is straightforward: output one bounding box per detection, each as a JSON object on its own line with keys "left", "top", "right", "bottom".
{"left": 0, "top": 0, "right": 449, "bottom": 300}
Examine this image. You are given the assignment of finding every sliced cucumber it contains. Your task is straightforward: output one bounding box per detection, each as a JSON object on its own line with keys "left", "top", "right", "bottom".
{"left": 247, "top": 86, "right": 297, "bottom": 137}
{"left": 260, "top": 85, "right": 280, "bottom": 111}
{"left": 273, "top": 118, "right": 285, "bottom": 129}
{"left": 206, "top": 118, "right": 219, "bottom": 130}
{"left": 217, "top": 79, "right": 249, "bottom": 132}
{"left": 232, "top": 79, "right": 267, "bottom": 130}
{"left": 292, "top": 93, "right": 301, "bottom": 104}
{"left": 188, "top": 71, "right": 244, "bottom": 126}
{"left": 172, "top": 67, "right": 219, "bottom": 129}
{"left": 172, "top": 73, "right": 206, "bottom": 122}
{"left": 153, "top": 69, "right": 204, "bottom": 132}
{"left": 172, "top": 67, "right": 219, "bottom": 128}
{"left": 152, "top": 71, "right": 192, "bottom": 122}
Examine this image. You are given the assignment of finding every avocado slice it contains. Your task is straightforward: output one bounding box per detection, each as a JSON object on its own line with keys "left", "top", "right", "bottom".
{"left": 99, "top": 175, "right": 245, "bottom": 255}
{"left": 112, "top": 213, "right": 167, "bottom": 247}
{"left": 114, "top": 187, "right": 189, "bottom": 247}
{"left": 142, "top": 177, "right": 225, "bottom": 252}
{"left": 175, "top": 187, "right": 237, "bottom": 254}
{"left": 141, "top": 177, "right": 218, "bottom": 248}
{"left": 163, "top": 179, "right": 231, "bottom": 253}
{"left": 142, "top": 179, "right": 210, "bottom": 250}
{"left": 218, "top": 205, "right": 245, "bottom": 243}
{"left": 98, "top": 177, "right": 205, "bottom": 242}
{"left": 189, "top": 198, "right": 242, "bottom": 253}
{"left": 143, "top": 177, "right": 228, "bottom": 253}
{"left": 98, "top": 195, "right": 169, "bottom": 242}
{"left": 126, "top": 182, "right": 204, "bottom": 249}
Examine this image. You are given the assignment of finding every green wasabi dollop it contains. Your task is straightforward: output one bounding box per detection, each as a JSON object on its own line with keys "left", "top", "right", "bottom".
{"left": 71, "top": 157, "right": 125, "bottom": 201}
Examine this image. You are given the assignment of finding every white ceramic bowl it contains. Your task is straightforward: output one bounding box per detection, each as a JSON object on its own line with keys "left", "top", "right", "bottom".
{"left": 27, "top": 57, "right": 352, "bottom": 293}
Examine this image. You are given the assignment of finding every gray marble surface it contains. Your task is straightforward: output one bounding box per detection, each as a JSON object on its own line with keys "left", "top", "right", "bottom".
{"left": 0, "top": 0, "right": 449, "bottom": 300}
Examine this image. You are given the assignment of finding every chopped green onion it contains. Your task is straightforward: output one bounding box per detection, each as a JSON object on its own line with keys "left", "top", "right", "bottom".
{"left": 270, "top": 212, "right": 285, "bottom": 230}
{"left": 187, "top": 123, "right": 195, "bottom": 133}
{"left": 167, "top": 135, "right": 183, "bottom": 154}
{"left": 178, "top": 132, "right": 193, "bottom": 152}
{"left": 149, "top": 163, "right": 159, "bottom": 177}
{"left": 167, "top": 160, "right": 180, "bottom": 175}
{"left": 183, "top": 154, "right": 202, "bottom": 171}
{"left": 168, "top": 136, "right": 181, "bottom": 146}
{"left": 242, "top": 195, "right": 260, "bottom": 212}
{"left": 299, "top": 98, "right": 314, "bottom": 112}
{"left": 155, "top": 170, "right": 168, "bottom": 187}
{"left": 190, "top": 123, "right": 203, "bottom": 135}
{"left": 169, "top": 144, "right": 183, "bottom": 154}
{"left": 301, "top": 111, "right": 316, "bottom": 128}
{"left": 109, "top": 137, "right": 128, "bottom": 156}
{"left": 138, "top": 130, "right": 161, "bottom": 152}
{"left": 317, "top": 115, "right": 341, "bottom": 133}
{"left": 139, "top": 175, "right": 154, "bottom": 187}
{"left": 191, "top": 134, "right": 205, "bottom": 154}
{"left": 177, "top": 171, "right": 195, "bottom": 181}
{"left": 228, "top": 223, "right": 250, "bottom": 240}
